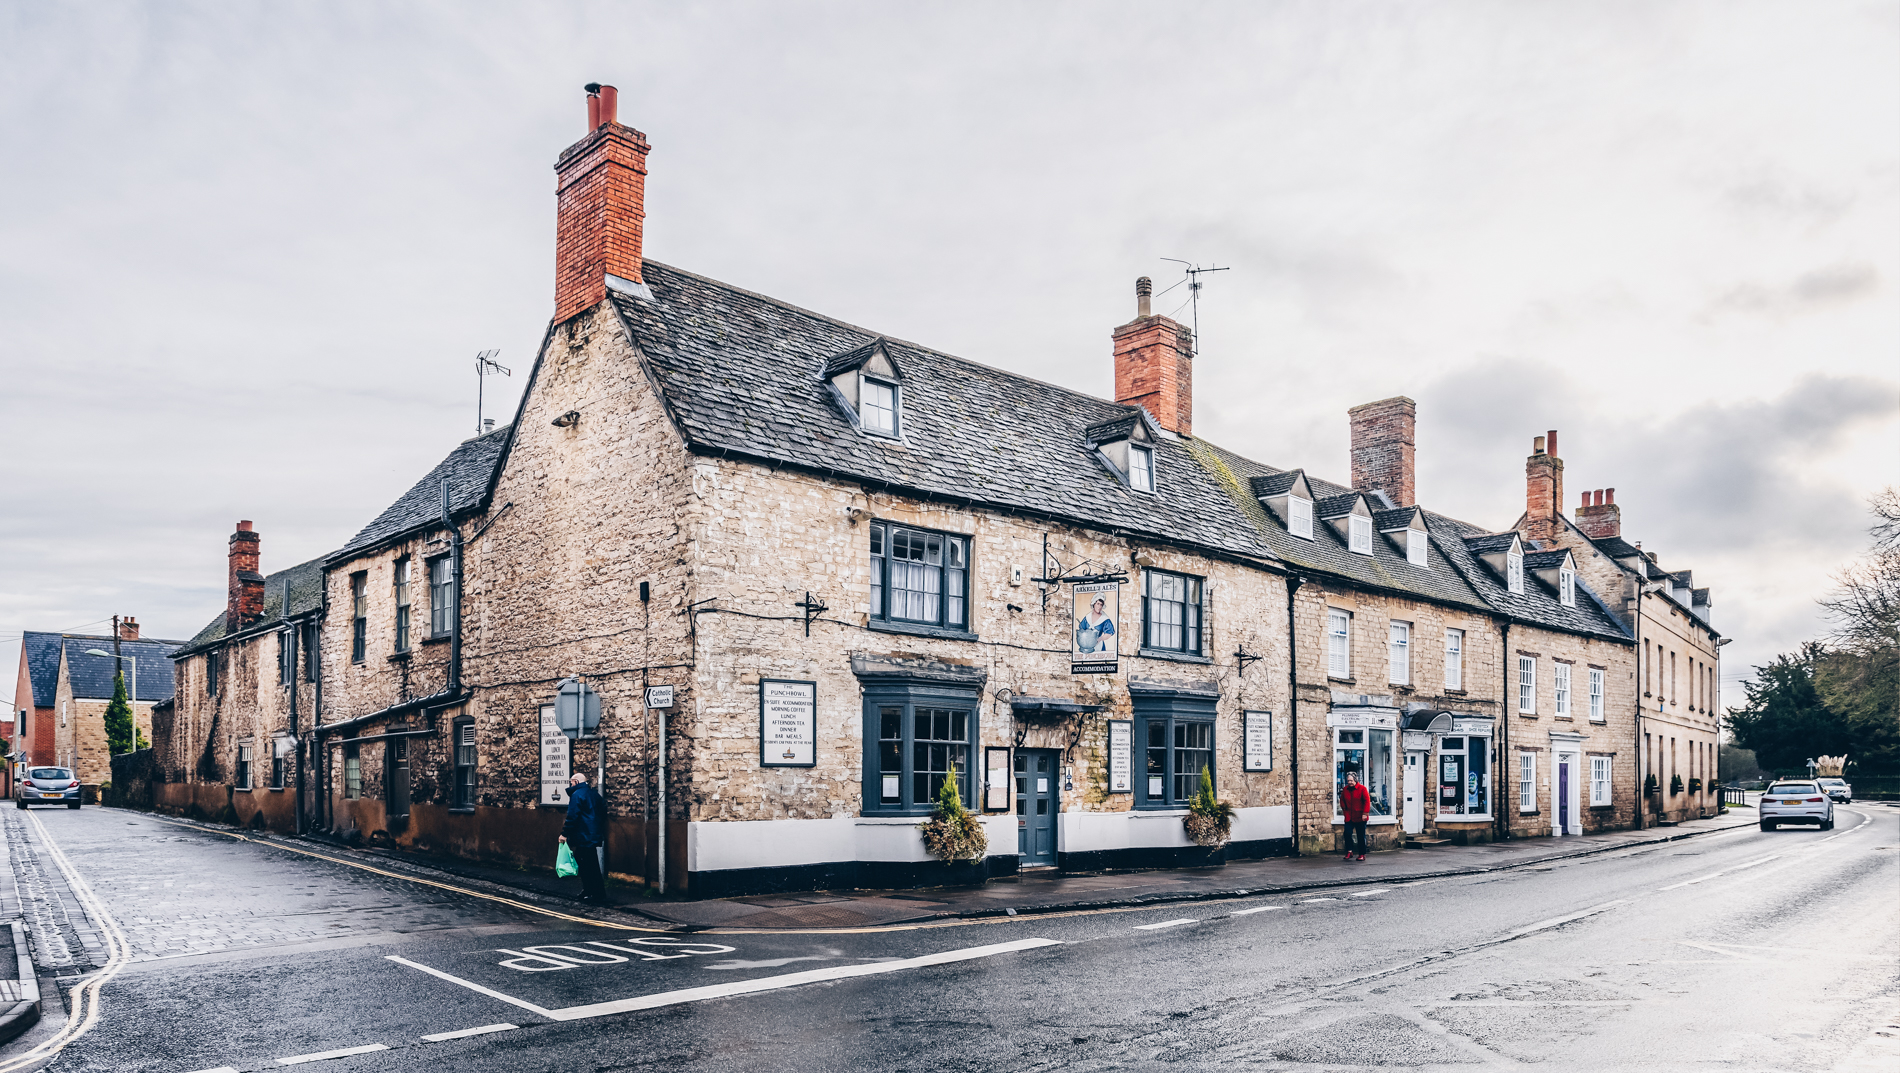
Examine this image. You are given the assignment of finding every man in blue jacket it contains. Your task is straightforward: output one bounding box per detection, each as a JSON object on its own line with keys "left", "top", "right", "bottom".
{"left": 559, "top": 771, "right": 607, "bottom": 904}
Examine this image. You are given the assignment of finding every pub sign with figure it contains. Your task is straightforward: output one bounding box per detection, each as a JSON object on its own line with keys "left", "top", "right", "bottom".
{"left": 1071, "top": 581, "right": 1121, "bottom": 674}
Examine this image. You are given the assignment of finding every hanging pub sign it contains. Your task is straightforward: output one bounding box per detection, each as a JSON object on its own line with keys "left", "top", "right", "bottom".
{"left": 1107, "top": 719, "right": 1133, "bottom": 793}
{"left": 759, "top": 679, "right": 817, "bottom": 768}
{"left": 1244, "top": 710, "right": 1273, "bottom": 772}
{"left": 538, "top": 705, "right": 570, "bottom": 806}
{"left": 1070, "top": 581, "right": 1121, "bottom": 674}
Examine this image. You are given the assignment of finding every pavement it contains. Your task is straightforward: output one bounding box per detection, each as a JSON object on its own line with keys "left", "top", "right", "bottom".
{"left": 0, "top": 799, "right": 1893, "bottom": 1072}
{"left": 297, "top": 807, "right": 1761, "bottom": 931}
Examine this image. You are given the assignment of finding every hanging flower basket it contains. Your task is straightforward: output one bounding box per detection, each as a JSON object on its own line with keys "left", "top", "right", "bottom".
{"left": 1688, "top": 777, "right": 1702, "bottom": 794}
{"left": 1182, "top": 766, "right": 1235, "bottom": 848}
{"left": 1670, "top": 774, "right": 1685, "bottom": 795}
{"left": 919, "top": 763, "right": 989, "bottom": 862}
{"left": 1644, "top": 774, "right": 1660, "bottom": 795}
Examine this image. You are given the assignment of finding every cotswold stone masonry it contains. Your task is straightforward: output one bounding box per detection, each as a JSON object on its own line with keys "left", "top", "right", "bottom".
{"left": 146, "top": 85, "right": 1721, "bottom": 895}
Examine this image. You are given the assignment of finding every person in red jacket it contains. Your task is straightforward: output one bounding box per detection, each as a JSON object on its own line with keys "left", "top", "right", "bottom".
{"left": 1339, "top": 770, "right": 1371, "bottom": 861}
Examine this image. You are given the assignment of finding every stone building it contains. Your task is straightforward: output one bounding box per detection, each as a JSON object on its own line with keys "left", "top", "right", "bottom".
{"left": 160, "top": 522, "right": 324, "bottom": 828}
{"left": 149, "top": 85, "right": 1684, "bottom": 897}
{"left": 1523, "top": 446, "right": 1725, "bottom": 825}
{"left": 13, "top": 619, "right": 179, "bottom": 789}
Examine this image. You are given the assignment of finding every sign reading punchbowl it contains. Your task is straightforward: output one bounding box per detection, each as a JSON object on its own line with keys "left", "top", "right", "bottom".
{"left": 759, "top": 679, "right": 818, "bottom": 768}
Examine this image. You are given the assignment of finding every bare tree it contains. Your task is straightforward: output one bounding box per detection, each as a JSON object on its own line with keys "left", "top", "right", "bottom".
{"left": 1822, "top": 486, "right": 1900, "bottom": 650}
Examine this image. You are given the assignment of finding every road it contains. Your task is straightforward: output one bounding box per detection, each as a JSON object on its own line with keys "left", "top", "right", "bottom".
{"left": 3, "top": 803, "right": 1895, "bottom": 1072}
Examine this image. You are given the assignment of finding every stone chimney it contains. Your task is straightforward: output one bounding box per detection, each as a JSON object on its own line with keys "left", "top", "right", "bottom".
{"left": 227, "top": 521, "right": 264, "bottom": 634}
{"left": 1113, "top": 276, "right": 1195, "bottom": 436}
{"left": 1577, "top": 487, "right": 1621, "bottom": 540}
{"left": 116, "top": 617, "right": 140, "bottom": 642}
{"left": 1348, "top": 396, "right": 1417, "bottom": 507}
{"left": 554, "top": 82, "right": 651, "bottom": 324}
{"left": 1523, "top": 430, "right": 1564, "bottom": 544}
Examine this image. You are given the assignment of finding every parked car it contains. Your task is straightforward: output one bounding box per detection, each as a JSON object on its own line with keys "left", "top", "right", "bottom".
{"left": 16, "top": 767, "right": 81, "bottom": 809}
{"left": 1758, "top": 780, "right": 1834, "bottom": 830}
{"left": 1817, "top": 777, "right": 1852, "bottom": 803}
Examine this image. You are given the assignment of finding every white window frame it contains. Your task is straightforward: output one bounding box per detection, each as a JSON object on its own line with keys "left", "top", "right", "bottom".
{"left": 1388, "top": 621, "right": 1410, "bottom": 685}
{"left": 1407, "top": 530, "right": 1428, "bottom": 567}
{"left": 1590, "top": 755, "right": 1613, "bottom": 807}
{"left": 1327, "top": 609, "right": 1352, "bottom": 679}
{"left": 1445, "top": 629, "right": 1464, "bottom": 691}
{"left": 1554, "top": 662, "right": 1571, "bottom": 717}
{"left": 1349, "top": 515, "right": 1373, "bottom": 555}
{"left": 235, "top": 741, "right": 254, "bottom": 791}
{"left": 1507, "top": 550, "right": 1525, "bottom": 594}
{"left": 1518, "top": 656, "right": 1536, "bottom": 714}
{"left": 1519, "top": 751, "right": 1537, "bottom": 813}
{"left": 1288, "top": 496, "right": 1314, "bottom": 540}
{"left": 859, "top": 375, "right": 899, "bottom": 436}
{"left": 1588, "top": 668, "right": 1605, "bottom": 722}
{"left": 1127, "top": 445, "right": 1154, "bottom": 493}
{"left": 1559, "top": 567, "right": 1577, "bottom": 607}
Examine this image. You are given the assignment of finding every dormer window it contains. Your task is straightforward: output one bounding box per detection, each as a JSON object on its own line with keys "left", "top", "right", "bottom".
{"left": 1560, "top": 567, "right": 1577, "bottom": 607}
{"left": 1349, "top": 515, "right": 1372, "bottom": 554}
{"left": 1289, "top": 496, "right": 1313, "bottom": 540}
{"left": 1128, "top": 445, "right": 1154, "bottom": 493}
{"left": 861, "top": 377, "right": 898, "bottom": 435}
{"left": 1406, "top": 530, "right": 1428, "bottom": 568}
{"left": 1507, "top": 550, "right": 1525, "bottom": 594}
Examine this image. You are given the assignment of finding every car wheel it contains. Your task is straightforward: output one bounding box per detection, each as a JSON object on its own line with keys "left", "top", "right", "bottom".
{"left": 13, "top": 800, "right": 23, "bottom": 810}
{"left": 1823, "top": 816, "right": 1834, "bottom": 830}
{"left": 1760, "top": 820, "right": 1775, "bottom": 831}
{"left": 66, "top": 801, "right": 80, "bottom": 810}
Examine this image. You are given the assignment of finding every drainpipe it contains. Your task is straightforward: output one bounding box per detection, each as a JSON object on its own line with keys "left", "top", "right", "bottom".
{"left": 1495, "top": 619, "right": 1510, "bottom": 843}
{"left": 1285, "top": 574, "right": 1304, "bottom": 856}
{"left": 1632, "top": 586, "right": 1645, "bottom": 831}
{"left": 286, "top": 598, "right": 301, "bottom": 836}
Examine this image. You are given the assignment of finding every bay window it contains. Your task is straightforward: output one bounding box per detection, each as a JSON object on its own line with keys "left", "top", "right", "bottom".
{"left": 1133, "top": 687, "right": 1217, "bottom": 809}
{"left": 863, "top": 683, "right": 975, "bottom": 815}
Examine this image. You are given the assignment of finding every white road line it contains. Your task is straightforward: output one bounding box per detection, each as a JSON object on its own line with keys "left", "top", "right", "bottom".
{"left": 420, "top": 1023, "right": 520, "bottom": 1043}
{"left": 1657, "top": 854, "right": 1779, "bottom": 891}
{"left": 1348, "top": 888, "right": 1393, "bottom": 897}
{"left": 543, "top": 937, "right": 1062, "bottom": 1022}
{"left": 385, "top": 955, "right": 557, "bottom": 1018}
{"left": 1230, "top": 906, "right": 1282, "bottom": 916}
{"left": 1504, "top": 900, "right": 1628, "bottom": 940}
{"left": 1133, "top": 918, "right": 1198, "bottom": 931}
{"left": 277, "top": 1043, "right": 389, "bottom": 1065}
{"left": 184, "top": 1068, "right": 239, "bottom": 1073}
{"left": 1298, "top": 897, "right": 1338, "bottom": 903}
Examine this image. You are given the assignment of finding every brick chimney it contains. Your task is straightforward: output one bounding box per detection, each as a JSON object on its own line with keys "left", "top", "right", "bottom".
{"left": 1577, "top": 487, "right": 1621, "bottom": 540}
{"left": 1113, "top": 276, "right": 1195, "bottom": 436}
{"left": 554, "top": 82, "right": 650, "bottom": 324}
{"left": 227, "top": 521, "right": 264, "bottom": 634}
{"left": 1522, "top": 430, "right": 1564, "bottom": 544}
{"left": 1348, "top": 396, "right": 1417, "bottom": 507}
{"left": 116, "top": 617, "right": 140, "bottom": 642}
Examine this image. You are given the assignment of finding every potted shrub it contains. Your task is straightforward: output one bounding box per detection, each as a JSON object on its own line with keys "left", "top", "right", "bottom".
{"left": 920, "top": 763, "right": 988, "bottom": 862}
{"left": 1670, "top": 774, "right": 1685, "bottom": 795}
{"left": 1688, "top": 777, "right": 1702, "bottom": 794}
{"left": 1183, "top": 766, "right": 1235, "bottom": 848}
{"left": 1644, "top": 773, "right": 1660, "bottom": 796}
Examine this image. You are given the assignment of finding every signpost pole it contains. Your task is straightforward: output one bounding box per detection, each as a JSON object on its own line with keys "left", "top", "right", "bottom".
{"left": 657, "top": 705, "right": 667, "bottom": 895}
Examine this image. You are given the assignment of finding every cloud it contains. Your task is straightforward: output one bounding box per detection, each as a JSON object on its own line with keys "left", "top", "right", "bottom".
{"left": 1711, "top": 262, "right": 1880, "bottom": 316}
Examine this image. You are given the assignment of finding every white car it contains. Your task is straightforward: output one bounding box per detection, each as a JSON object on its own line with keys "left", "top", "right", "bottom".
{"left": 1759, "top": 780, "right": 1835, "bottom": 831}
{"left": 1817, "top": 777, "right": 1852, "bottom": 803}
{"left": 16, "top": 766, "right": 82, "bottom": 809}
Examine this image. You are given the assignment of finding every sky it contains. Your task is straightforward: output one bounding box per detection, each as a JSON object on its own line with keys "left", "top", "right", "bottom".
{"left": 3, "top": 1, "right": 1895, "bottom": 714}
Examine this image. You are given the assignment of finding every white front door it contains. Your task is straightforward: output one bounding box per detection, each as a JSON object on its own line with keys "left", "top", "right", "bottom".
{"left": 1402, "top": 752, "right": 1424, "bottom": 834}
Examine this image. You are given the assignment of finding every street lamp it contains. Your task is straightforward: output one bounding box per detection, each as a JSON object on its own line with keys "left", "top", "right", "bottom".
{"left": 85, "top": 650, "right": 140, "bottom": 752}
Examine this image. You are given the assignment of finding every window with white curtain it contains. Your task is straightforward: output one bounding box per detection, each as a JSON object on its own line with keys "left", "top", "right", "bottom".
{"left": 1327, "top": 609, "right": 1351, "bottom": 678}
{"left": 1388, "top": 621, "right": 1410, "bottom": 685}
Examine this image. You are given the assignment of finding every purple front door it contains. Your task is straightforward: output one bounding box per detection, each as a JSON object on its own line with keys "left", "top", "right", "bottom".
{"left": 1558, "top": 759, "right": 1571, "bottom": 834}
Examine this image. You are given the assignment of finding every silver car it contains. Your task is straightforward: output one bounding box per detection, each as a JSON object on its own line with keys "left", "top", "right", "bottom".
{"left": 16, "top": 766, "right": 82, "bottom": 809}
{"left": 1817, "top": 777, "right": 1852, "bottom": 804}
{"left": 1759, "top": 780, "right": 1834, "bottom": 831}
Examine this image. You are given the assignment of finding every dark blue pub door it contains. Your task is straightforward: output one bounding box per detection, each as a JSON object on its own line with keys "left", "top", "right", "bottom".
{"left": 1016, "top": 749, "right": 1059, "bottom": 867}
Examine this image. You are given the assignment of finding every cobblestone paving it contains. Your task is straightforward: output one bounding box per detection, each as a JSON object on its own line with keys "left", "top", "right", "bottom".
{"left": 3, "top": 810, "right": 103, "bottom": 974}
{"left": 18, "top": 810, "right": 550, "bottom": 965}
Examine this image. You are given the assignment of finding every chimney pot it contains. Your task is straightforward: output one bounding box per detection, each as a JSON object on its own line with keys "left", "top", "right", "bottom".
{"left": 118, "top": 617, "right": 139, "bottom": 641}
{"left": 554, "top": 83, "right": 650, "bottom": 322}
{"left": 237, "top": 519, "right": 253, "bottom": 532}
{"left": 1136, "top": 276, "right": 1152, "bottom": 318}
{"left": 1605, "top": 487, "right": 1614, "bottom": 504}
{"left": 1348, "top": 396, "right": 1418, "bottom": 507}
{"left": 597, "top": 84, "right": 617, "bottom": 127}
{"left": 1534, "top": 436, "right": 1545, "bottom": 454}
{"left": 1547, "top": 429, "right": 1559, "bottom": 457}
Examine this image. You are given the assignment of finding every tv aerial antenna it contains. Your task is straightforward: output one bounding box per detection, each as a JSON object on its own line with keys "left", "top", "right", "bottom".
{"left": 475, "top": 349, "right": 510, "bottom": 434}
{"left": 1159, "top": 258, "right": 1230, "bottom": 355}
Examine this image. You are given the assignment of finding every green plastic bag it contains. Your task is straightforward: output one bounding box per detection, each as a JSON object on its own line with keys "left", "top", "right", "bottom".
{"left": 556, "top": 841, "right": 578, "bottom": 878}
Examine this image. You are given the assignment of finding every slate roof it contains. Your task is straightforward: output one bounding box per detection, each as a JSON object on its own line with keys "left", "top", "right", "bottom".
{"left": 1428, "top": 513, "right": 1631, "bottom": 641}
{"left": 1250, "top": 472, "right": 1302, "bottom": 498}
{"left": 1595, "top": 536, "right": 1643, "bottom": 560}
{"left": 1314, "top": 494, "right": 1362, "bottom": 519}
{"left": 610, "top": 262, "right": 1275, "bottom": 560}
{"left": 21, "top": 632, "right": 186, "bottom": 704}
{"left": 1373, "top": 507, "right": 1420, "bottom": 531}
{"left": 821, "top": 339, "right": 894, "bottom": 378}
{"left": 1524, "top": 550, "right": 1572, "bottom": 570}
{"left": 327, "top": 426, "right": 511, "bottom": 566}
{"left": 175, "top": 556, "right": 327, "bottom": 656}
{"left": 1194, "top": 442, "right": 1493, "bottom": 612}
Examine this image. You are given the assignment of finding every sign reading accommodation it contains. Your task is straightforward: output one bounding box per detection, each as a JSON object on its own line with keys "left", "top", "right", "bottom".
{"left": 1244, "top": 710, "right": 1273, "bottom": 772}
{"left": 538, "top": 705, "right": 570, "bottom": 806}
{"left": 1071, "top": 581, "right": 1121, "bottom": 675}
{"left": 759, "top": 679, "right": 817, "bottom": 768}
{"left": 1107, "top": 719, "right": 1132, "bottom": 793}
